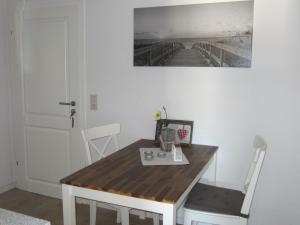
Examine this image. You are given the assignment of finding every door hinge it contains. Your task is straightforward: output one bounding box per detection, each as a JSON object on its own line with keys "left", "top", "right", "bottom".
{"left": 16, "top": 161, "right": 19, "bottom": 166}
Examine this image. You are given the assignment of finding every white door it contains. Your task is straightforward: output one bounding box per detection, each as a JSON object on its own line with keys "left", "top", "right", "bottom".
{"left": 17, "top": 2, "right": 84, "bottom": 198}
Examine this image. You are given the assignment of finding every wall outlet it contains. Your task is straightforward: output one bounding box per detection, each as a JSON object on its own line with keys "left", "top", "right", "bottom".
{"left": 90, "top": 94, "right": 98, "bottom": 110}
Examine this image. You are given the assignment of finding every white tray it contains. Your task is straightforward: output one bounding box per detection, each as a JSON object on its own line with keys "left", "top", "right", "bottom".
{"left": 139, "top": 148, "right": 190, "bottom": 166}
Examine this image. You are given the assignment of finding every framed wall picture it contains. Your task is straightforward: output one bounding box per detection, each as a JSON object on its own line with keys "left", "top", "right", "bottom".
{"left": 134, "top": 1, "right": 254, "bottom": 67}
{"left": 155, "top": 119, "right": 194, "bottom": 146}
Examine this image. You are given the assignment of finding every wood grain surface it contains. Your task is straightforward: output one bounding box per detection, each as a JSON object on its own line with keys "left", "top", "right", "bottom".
{"left": 61, "top": 139, "right": 217, "bottom": 203}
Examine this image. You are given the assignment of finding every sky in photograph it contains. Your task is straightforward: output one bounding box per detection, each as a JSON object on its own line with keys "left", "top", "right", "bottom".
{"left": 134, "top": 1, "right": 254, "bottom": 39}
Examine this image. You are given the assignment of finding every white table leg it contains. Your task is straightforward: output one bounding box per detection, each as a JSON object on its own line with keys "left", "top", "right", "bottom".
{"left": 212, "top": 153, "right": 217, "bottom": 185}
{"left": 163, "top": 205, "right": 176, "bottom": 225}
{"left": 62, "top": 184, "right": 76, "bottom": 225}
{"left": 121, "top": 207, "right": 129, "bottom": 225}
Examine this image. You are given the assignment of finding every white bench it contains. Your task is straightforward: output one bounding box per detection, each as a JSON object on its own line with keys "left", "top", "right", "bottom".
{"left": 0, "top": 208, "right": 50, "bottom": 225}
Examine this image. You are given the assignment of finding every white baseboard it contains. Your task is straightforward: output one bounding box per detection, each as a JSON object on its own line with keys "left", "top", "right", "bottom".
{"left": 0, "top": 182, "right": 16, "bottom": 194}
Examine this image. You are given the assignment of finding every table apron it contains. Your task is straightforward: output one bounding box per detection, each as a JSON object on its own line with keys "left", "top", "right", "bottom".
{"left": 63, "top": 184, "right": 175, "bottom": 214}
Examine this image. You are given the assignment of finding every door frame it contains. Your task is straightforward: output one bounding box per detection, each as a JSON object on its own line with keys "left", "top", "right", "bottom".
{"left": 9, "top": 0, "right": 87, "bottom": 195}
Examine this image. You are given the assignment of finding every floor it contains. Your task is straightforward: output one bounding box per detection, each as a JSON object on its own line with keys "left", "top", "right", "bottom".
{"left": 0, "top": 189, "right": 161, "bottom": 225}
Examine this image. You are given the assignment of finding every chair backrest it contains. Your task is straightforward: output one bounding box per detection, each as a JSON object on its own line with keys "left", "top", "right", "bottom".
{"left": 81, "top": 123, "right": 120, "bottom": 165}
{"left": 241, "top": 135, "right": 267, "bottom": 215}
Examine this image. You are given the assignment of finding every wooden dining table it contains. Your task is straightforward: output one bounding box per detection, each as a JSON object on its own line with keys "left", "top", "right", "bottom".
{"left": 60, "top": 139, "right": 218, "bottom": 225}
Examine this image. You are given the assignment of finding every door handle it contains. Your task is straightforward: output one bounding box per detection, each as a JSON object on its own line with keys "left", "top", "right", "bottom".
{"left": 70, "top": 109, "right": 76, "bottom": 128}
{"left": 59, "top": 101, "right": 76, "bottom": 106}
{"left": 70, "top": 109, "right": 76, "bottom": 118}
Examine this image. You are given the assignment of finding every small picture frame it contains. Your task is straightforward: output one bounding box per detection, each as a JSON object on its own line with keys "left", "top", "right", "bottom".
{"left": 155, "top": 119, "right": 194, "bottom": 147}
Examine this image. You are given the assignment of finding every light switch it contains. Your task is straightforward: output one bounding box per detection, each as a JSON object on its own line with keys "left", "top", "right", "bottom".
{"left": 90, "top": 94, "right": 98, "bottom": 110}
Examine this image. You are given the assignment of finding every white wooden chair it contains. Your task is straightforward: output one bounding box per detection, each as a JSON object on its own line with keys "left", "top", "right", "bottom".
{"left": 82, "top": 123, "right": 159, "bottom": 225}
{"left": 183, "top": 135, "right": 267, "bottom": 225}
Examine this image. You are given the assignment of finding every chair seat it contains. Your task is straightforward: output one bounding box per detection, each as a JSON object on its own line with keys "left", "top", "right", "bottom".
{"left": 185, "top": 183, "right": 248, "bottom": 218}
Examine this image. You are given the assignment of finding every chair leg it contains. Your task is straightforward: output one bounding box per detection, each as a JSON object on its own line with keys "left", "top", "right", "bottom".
{"left": 89, "top": 200, "right": 97, "bottom": 225}
{"left": 116, "top": 208, "right": 121, "bottom": 223}
{"left": 239, "top": 217, "right": 248, "bottom": 225}
{"left": 183, "top": 212, "right": 192, "bottom": 225}
{"left": 121, "top": 207, "right": 130, "bottom": 225}
{"left": 139, "top": 211, "right": 146, "bottom": 220}
{"left": 152, "top": 213, "right": 160, "bottom": 225}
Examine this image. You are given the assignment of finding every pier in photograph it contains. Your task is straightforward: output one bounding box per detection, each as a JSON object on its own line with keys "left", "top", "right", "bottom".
{"left": 134, "top": 36, "right": 252, "bottom": 67}
{"left": 166, "top": 48, "right": 209, "bottom": 67}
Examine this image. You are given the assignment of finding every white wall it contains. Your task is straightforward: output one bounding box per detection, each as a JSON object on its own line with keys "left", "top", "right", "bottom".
{"left": 0, "top": 0, "right": 14, "bottom": 192}
{"left": 85, "top": 0, "right": 300, "bottom": 225}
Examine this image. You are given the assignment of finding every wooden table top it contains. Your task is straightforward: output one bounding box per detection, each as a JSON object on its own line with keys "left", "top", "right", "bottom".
{"left": 60, "top": 139, "right": 218, "bottom": 203}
